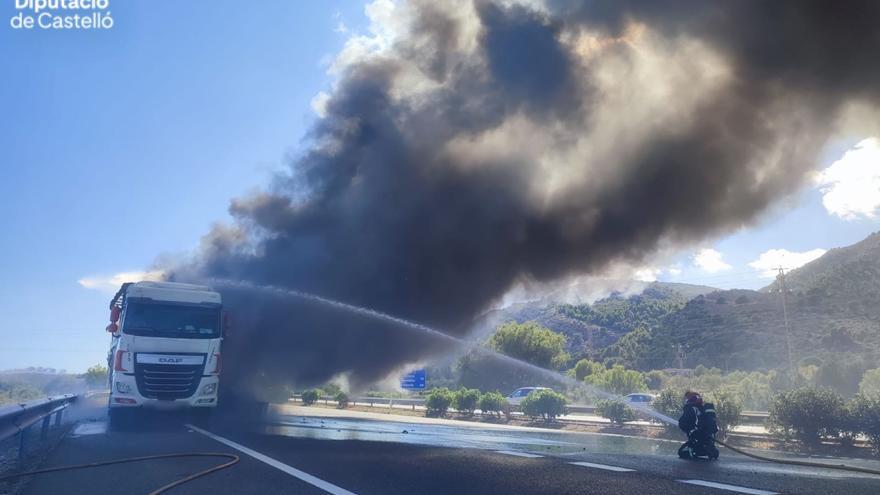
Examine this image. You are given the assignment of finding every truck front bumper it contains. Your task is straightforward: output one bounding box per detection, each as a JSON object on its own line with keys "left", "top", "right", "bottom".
{"left": 109, "top": 375, "right": 219, "bottom": 409}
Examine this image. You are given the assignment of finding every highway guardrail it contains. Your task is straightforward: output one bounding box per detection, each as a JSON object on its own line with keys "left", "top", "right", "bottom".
{"left": 0, "top": 394, "right": 78, "bottom": 460}
{"left": 290, "top": 394, "right": 769, "bottom": 424}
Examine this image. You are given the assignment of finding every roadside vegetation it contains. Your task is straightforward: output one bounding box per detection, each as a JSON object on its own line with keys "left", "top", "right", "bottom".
{"left": 305, "top": 317, "right": 880, "bottom": 454}
{"left": 769, "top": 387, "right": 880, "bottom": 452}
{"left": 520, "top": 389, "right": 568, "bottom": 422}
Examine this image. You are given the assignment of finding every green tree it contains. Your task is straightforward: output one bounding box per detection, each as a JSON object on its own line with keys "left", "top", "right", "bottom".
{"left": 645, "top": 370, "right": 667, "bottom": 390}
{"left": 859, "top": 368, "right": 880, "bottom": 398}
{"left": 478, "top": 391, "right": 506, "bottom": 418}
{"left": 301, "top": 389, "right": 321, "bottom": 406}
{"left": 521, "top": 389, "right": 567, "bottom": 422}
{"left": 570, "top": 359, "right": 604, "bottom": 381}
{"left": 489, "top": 321, "right": 570, "bottom": 369}
{"left": 586, "top": 365, "right": 647, "bottom": 396}
{"left": 452, "top": 387, "right": 481, "bottom": 416}
{"left": 849, "top": 394, "right": 880, "bottom": 452}
{"left": 814, "top": 360, "right": 868, "bottom": 397}
{"left": 654, "top": 388, "right": 686, "bottom": 431}
{"left": 82, "top": 364, "right": 108, "bottom": 388}
{"left": 596, "top": 399, "right": 636, "bottom": 425}
{"left": 335, "top": 391, "right": 349, "bottom": 409}
{"left": 704, "top": 390, "right": 743, "bottom": 435}
{"left": 769, "top": 387, "right": 845, "bottom": 448}
{"left": 425, "top": 387, "right": 454, "bottom": 417}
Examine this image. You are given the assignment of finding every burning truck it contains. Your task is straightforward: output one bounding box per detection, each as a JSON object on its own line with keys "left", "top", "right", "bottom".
{"left": 105, "top": 281, "right": 225, "bottom": 424}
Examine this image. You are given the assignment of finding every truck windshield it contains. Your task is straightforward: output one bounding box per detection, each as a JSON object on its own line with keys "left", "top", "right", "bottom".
{"left": 122, "top": 302, "right": 220, "bottom": 339}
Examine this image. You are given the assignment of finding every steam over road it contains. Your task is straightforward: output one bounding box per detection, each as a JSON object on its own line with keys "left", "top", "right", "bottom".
{"left": 10, "top": 399, "right": 879, "bottom": 495}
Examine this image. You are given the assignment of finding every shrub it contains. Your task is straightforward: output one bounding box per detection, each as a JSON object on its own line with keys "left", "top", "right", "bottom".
{"left": 571, "top": 359, "right": 604, "bottom": 381}
{"left": 521, "top": 389, "right": 567, "bottom": 422}
{"left": 645, "top": 370, "right": 666, "bottom": 391}
{"left": 596, "top": 399, "right": 636, "bottom": 425}
{"left": 81, "top": 364, "right": 109, "bottom": 388}
{"left": 653, "top": 388, "right": 686, "bottom": 431}
{"left": 859, "top": 368, "right": 880, "bottom": 398}
{"left": 586, "top": 365, "right": 647, "bottom": 395}
{"left": 705, "top": 390, "right": 743, "bottom": 435}
{"left": 848, "top": 394, "right": 880, "bottom": 452}
{"left": 335, "top": 391, "right": 349, "bottom": 409}
{"left": 425, "top": 387, "right": 454, "bottom": 417}
{"left": 301, "top": 389, "right": 321, "bottom": 406}
{"left": 453, "top": 387, "right": 481, "bottom": 416}
{"left": 489, "top": 321, "right": 570, "bottom": 369}
{"left": 769, "top": 387, "right": 844, "bottom": 448}
{"left": 478, "top": 391, "right": 506, "bottom": 417}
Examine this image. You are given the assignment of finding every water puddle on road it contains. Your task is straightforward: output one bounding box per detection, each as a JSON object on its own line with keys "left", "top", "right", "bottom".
{"left": 69, "top": 421, "right": 108, "bottom": 437}
{"left": 260, "top": 413, "right": 679, "bottom": 457}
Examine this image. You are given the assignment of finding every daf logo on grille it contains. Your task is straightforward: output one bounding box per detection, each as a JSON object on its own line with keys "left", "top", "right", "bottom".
{"left": 158, "top": 357, "right": 184, "bottom": 363}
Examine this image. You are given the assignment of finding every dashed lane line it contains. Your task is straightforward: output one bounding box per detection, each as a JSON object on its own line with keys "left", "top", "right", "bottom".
{"left": 187, "top": 424, "right": 359, "bottom": 495}
{"left": 677, "top": 479, "right": 778, "bottom": 495}
{"left": 568, "top": 461, "right": 636, "bottom": 472}
{"left": 493, "top": 450, "right": 545, "bottom": 458}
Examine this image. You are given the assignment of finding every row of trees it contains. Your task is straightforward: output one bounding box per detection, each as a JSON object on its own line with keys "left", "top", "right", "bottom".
{"left": 300, "top": 388, "right": 350, "bottom": 408}
{"left": 768, "top": 388, "right": 880, "bottom": 451}
{"left": 425, "top": 387, "right": 568, "bottom": 422}
{"left": 488, "top": 320, "right": 880, "bottom": 404}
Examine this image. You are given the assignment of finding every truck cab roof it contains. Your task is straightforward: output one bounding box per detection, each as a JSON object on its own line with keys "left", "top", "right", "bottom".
{"left": 112, "top": 281, "right": 221, "bottom": 308}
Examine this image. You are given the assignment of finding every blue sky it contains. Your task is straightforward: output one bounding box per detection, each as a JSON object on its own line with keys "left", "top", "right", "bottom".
{"left": 1, "top": 1, "right": 878, "bottom": 373}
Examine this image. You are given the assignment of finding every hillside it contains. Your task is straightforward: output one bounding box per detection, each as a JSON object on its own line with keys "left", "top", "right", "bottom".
{"left": 763, "top": 232, "right": 880, "bottom": 319}
{"left": 489, "top": 233, "right": 880, "bottom": 372}
{"left": 486, "top": 282, "right": 716, "bottom": 361}
{"left": 605, "top": 233, "right": 880, "bottom": 371}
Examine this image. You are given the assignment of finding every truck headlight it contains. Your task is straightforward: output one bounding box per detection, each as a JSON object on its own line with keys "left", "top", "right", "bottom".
{"left": 201, "top": 383, "right": 217, "bottom": 395}
{"left": 115, "top": 382, "right": 131, "bottom": 394}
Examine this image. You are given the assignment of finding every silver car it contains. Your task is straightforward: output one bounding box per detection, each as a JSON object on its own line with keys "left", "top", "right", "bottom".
{"left": 506, "top": 387, "right": 552, "bottom": 405}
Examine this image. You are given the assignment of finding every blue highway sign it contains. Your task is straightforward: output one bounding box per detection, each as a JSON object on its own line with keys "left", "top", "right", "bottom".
{"left": 400, "top": 369, "right": 426, "bottom": 390}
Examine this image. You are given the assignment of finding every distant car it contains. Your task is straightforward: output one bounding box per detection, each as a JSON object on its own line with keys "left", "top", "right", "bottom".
{"left": 506, "top": 387, "right": 552, "bottom": 406}
{"left": 623, "top": 393, "right": 656, "bottom": 405}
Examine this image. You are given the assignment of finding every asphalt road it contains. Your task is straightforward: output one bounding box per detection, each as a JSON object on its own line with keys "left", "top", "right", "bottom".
{"left": 8, "top": 400, "right": 880, "bottom": 495}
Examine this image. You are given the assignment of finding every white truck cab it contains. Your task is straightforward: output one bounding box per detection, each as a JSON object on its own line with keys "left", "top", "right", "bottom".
{"left": 106, "top": 281, "right": 223, "bottom": 421}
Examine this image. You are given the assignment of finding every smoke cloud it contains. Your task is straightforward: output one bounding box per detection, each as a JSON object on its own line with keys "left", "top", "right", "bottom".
{"left": 170, "top": 0, "right": 880, "bottom": 396}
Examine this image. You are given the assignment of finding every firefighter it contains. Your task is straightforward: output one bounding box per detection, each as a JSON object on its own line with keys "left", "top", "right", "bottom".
{"left": 677, "top": 391, "right": 720, "bottom": 459}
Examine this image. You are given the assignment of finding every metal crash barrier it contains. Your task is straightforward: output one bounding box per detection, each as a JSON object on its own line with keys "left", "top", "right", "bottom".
{"left": 0, "top": 394, "right": 78, "bottom": 460}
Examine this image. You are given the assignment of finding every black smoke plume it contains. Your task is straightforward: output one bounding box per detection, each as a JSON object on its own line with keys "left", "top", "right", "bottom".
{"left": 171, "top": 0, "right": 880, "bottom": 397}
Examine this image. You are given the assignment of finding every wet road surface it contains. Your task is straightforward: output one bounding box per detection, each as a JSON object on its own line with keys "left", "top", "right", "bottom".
{"left": 8, "top": 400, "right": 880, "bottom": 495}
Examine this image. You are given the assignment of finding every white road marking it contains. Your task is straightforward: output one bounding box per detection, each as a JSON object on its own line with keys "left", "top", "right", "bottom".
{"left": 568, "top": 461, "right": 635, "bottom": 472}
{"left": 187, "top": 424, "right": 358, "bottom": 495}
{"left": 494, "top": 450, "right": 544, "bottom": 458}
{"left": 677, "top": 479, "right": 778, "bottom": 495}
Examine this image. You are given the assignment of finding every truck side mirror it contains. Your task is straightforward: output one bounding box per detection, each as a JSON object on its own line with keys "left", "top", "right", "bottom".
{"left": 110, "top": 306, "right": 121, "bottom": 323}
{"left": 106, "top": 322, "right": 119, "bottom": 333}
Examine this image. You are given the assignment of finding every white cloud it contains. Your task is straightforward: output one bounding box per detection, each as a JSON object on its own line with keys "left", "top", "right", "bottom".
{"left": 329, "top": 0, "right": 399, "bottom": 75}
{"left": 693, "top": 248, "right": 732, "bottom": 273}
{"left": 748, "top": 248, "right": 827, "bottom": 278}
{"left": 813, "top": 137, "right": 880, "bottom": 219}
{"left": 78, "top": 270, "right": 165, "bottom": 292}
{"left": 310, "top": 91, "right": 331, "bottom": 118}
{"left": 333, "top": 10, "right": 348, "bottom": 34}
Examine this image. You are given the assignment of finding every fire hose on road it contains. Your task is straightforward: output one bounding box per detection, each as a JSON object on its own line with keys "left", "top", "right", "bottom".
{"left": 715, "top": 438, "right": 880, "bottom": 476}
{"left": 0, "top": 452, "right": 240, "bottom": 494}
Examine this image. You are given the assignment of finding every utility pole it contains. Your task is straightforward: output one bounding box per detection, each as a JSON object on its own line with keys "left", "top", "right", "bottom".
{"left": 674, "top": 344, "right": 686, "bottom": 370}
{"left": 776, "top": 266, "right": 797, "bottom": 381}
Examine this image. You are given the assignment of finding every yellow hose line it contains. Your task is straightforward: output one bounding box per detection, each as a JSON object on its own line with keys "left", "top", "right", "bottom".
{"left": 0, "top": 452, "right": 240, "bottom": 494}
